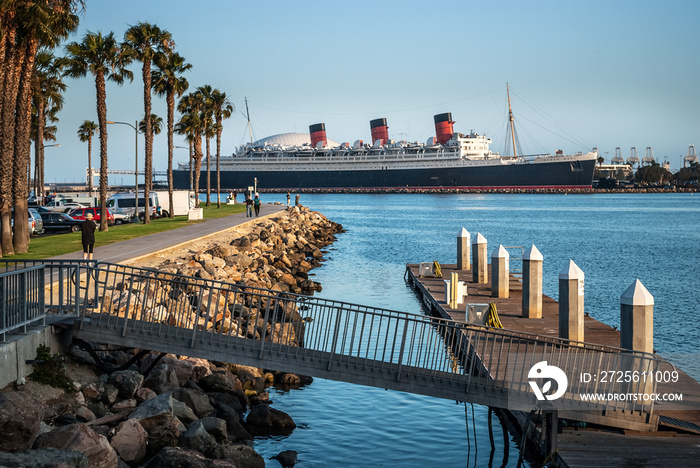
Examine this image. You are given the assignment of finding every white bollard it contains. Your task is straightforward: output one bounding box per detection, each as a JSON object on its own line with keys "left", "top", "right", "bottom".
{"left": 522, "top": 245, "right": 543, "bottom": 319}
{"left": 559, "top": 260, "right": 585, "bottom": 342}
{"left": 491, "top": 244, "right": 509, "bottom": 298}
{"left": 457, "top": 227, "right": 471, "bottom": 271}
{"left": 472, "top": 233, "right": 488, "bottom": 284}
{"left": 620, "top": 279, "right": 654, "bottom": 354}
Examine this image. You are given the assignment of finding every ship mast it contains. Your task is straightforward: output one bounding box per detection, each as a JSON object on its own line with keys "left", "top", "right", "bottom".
{"left": 507, "top": 83, "right": 517, "bottom": 159}
{"left": 245, "top": 97, "right": 253, "bottom": 145}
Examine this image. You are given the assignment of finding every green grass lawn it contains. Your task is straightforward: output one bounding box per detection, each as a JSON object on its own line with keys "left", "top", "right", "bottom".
{"left": 5, "top": 203, "right": 246, "bottom": 260}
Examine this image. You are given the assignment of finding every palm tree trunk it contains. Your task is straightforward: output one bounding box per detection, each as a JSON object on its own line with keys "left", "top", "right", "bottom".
{"left": 13, "top": 39, "right": 39, "bottom": 253}
{"left": 205, "top": 136, "right": 211, "bottom": 206}
{"left": 193, "top": 132, "right": 203, "bottom": 208}
{"left": 216, "top": 126, "right": 221, "bottom": 208}
{"left": 142, "top": 60, "right": 152, "bottom": 224}
{"left": 166, "top": 89, "right": 174, "bottom": 218}
{"left": 95, "top": 72, "right": 109, "bottom": 232}
{"left": 0, "top": 24, "right": 19, "bottom": 256}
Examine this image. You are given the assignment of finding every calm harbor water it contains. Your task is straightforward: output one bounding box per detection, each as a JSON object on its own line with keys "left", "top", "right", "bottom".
{"left": 243, "top": 193, "right": 699, "bottom": 467}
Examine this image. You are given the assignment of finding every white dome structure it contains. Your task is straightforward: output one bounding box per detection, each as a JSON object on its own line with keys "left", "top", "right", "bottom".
{"left": 251, "top": 132, "right": 339, "bottom": 148}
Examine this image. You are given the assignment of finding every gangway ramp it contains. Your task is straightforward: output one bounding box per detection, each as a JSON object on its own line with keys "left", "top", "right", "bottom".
{"left": 2, "top": 261, "right": 665, "bottom": 431}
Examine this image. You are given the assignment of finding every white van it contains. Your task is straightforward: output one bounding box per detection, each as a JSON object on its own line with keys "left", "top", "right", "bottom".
{"left": 106, "top": 191, "right": 159, "bottom": 220}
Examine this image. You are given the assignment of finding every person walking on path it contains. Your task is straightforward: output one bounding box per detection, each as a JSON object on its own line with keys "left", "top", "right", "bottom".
{"left": 81, "top": 212, "right": 97, "bottom": 260}
{"left": 253, "top": 193, "right": 261, "bottom": 217}
{"left": 286, "top": 192, "right": 290, "bottom": 206}
{"left": 246, "top": 196, "right": 253, "bottom": 217}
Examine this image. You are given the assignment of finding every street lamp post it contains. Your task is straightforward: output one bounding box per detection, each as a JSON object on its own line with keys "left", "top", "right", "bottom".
{"left": 107, "top": 120, "right": 139, "bottom": 223}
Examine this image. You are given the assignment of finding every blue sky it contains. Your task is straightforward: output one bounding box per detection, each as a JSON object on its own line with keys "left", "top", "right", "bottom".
{"left": 45, "top": 0, "right": 700, "bottom": 184}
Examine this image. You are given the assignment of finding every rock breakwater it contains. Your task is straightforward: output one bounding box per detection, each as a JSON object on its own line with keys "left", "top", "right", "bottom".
{"left": 0, "top": 206, "right": 343, "bottom": 467}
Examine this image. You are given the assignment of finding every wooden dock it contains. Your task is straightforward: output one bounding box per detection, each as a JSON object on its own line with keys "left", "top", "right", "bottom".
{"left": 406, "top": 262, "right": 700, "bottom": 467}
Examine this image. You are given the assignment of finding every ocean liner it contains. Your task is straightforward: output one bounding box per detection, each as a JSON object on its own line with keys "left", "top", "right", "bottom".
{"left": 173, "top": 94, "right": 597, "bottom": 191}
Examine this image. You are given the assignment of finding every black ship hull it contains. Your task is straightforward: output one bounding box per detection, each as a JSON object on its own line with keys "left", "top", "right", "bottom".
{"left": 172, "top": 158, "right": 596, "bottom": 191}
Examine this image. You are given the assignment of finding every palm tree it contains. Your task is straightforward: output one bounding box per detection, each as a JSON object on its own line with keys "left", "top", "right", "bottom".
{"left": 196, "top": 85, "right": 215, "bottom": 206}
{"left": 208, "top": 88, "right": 233, "bottom": 208}
{"left": 64, "top": 30, "right": 133, "bottom": 232}
{"left": 177, "top": 92, "right": 205, "bottom": 207}
{"left": 77, "top": 120, "right": 98, "bottom": 197}
{"left": 1, "top": 1, "right": 80, "bottom": 253}
{"left": 152, "top": 51, "right": 190, "bottom": 218}
{"left": 123, "top": 22, "right": 173, "bottom": 224}
{"left": 32, "top": 49, "right": 66, "bottom": 202}
{"left": 138, "top": 113, "right": 163, "bottom": 136}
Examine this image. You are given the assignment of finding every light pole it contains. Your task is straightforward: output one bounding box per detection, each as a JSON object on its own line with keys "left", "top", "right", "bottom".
{"left": 107, "top": 120, "right": 140, "bottom": 222}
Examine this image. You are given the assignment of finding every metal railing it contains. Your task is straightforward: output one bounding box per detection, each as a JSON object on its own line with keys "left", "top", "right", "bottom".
{"left": 0, "top": 265, "right": 45, "bottom": 341}
{"left": 0, "top": 260, "right": 666, "bottom": 419}
{"left": 72, "top": 262, "right": 663, "bottom": 416}
{"left": 1, "top": 259, "right": 97, "bottom": 318}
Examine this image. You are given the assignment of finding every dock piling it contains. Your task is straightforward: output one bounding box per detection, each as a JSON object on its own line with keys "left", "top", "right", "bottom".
{"left": 620, "top": 279, "right": 654, "bottom": 354}
{"left": 522, "top": 245, "right": 543, "bottom": 318}
{"left": 472, "top": 233, "right": 488, "bottom": 284}
{"left": 491, "top": 244, "right": 509, "bottom": 298}
{"left": 558, "top": 260, "right": 585, "bottom": 342}
{"left": 457, "top": 227, "right": 471, "bottom": 271}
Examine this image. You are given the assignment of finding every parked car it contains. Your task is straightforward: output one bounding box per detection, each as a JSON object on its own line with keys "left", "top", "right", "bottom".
{"left": 69, "top": 207, "right": 116, "bottom": 226}
{"left": 11, "top": 209, "right": 43, "bottom": 235}
{"left": 28, "top": 207, "right": 44, "bottom": 234}
{"left": 39, "top": 212, "right": 83, "bottom": 232}
{"left": 106, "top": 191, "right": 159, "bottom": 220}
{"left": 45, "top": 199, "right": 88, "bottom": 213}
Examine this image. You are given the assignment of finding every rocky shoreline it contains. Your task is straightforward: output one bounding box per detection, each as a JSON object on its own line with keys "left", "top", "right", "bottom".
{"left": 0, "top": 206, "right": 344, "bottom": 468}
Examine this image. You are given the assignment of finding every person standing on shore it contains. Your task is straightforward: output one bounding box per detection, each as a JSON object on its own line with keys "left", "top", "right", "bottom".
{"left": 81, "top": 212, "right": 97, "bottom": 260}
{"left": 286, "top": 192, "right": 290, "bottom": 206}
{"left": 295, "top": 193, "right": 300, "bottom": 206}
{"left": 253, "top": 193, "right": 261, "bottom": 217}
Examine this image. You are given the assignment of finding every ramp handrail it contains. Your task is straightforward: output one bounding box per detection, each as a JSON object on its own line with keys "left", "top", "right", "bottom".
{"left": 75, "top": 261, "right": 660, "bottom": 415}
{"left": 0, "top": 265, "right": 45, "bottom": 341}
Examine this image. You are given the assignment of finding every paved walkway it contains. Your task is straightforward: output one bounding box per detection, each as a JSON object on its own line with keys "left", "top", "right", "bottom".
{"left": 51, "top": 204, "right": 287, "bottom": 264}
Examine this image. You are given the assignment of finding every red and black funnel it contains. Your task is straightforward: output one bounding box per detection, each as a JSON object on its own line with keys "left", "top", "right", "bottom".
{"left": 309, "top": 123, "right": 327, "bottom": 148}
{"left": 370, "top": 118, "right": 389, "bottom": 145}
{"left": 434, "top": 113, "right": 455, "bottom": 144}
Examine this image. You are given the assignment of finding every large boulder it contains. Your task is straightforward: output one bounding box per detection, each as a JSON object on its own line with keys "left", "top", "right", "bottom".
{"left": 129, "top": 392, "right": 175, "bottom": 433}
{"left": 198, "top": 370, "right": 242, "bottom": 395}
{"left": 272, "top": 450, "right": 298, "bottom": 468}
{"left": 178, "top": 422, "right": 217, "bottom": 457}
{"left": 245, "top": 404, "right": 296, "bottom": 434}
{"left": 33, "top": 423, "right": 118, "bottom": 468}
{"left": 110, "top": 418, "right": 148, "bottom": 465}
{"left": 209, "top": 443, "right": 265, "bottom": 468}
{"left": 108, "top": 370, "right": 144, "bottom": 399}
{"left": 143, "top": 364, "right": 180, "bottom": 394}
{"left": 196, "top": 417, "right": 228, "bottom": 442}
{"left": 172, "top": 398, "right": 198, "bottom": 425}
{"left": 215, "top": 403, "right": 253, "bottom": 442}
{"left": 0, "top": 448, "right": 88, "bottom": 467}
{"left": 141, "top": 447, "right": 239, "bottom": 468}
{"left": 172, "top": 387, "right": 214, "bottom": 418}
{"left": 0, "top": 391, "right": 44, "bottom": 451}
